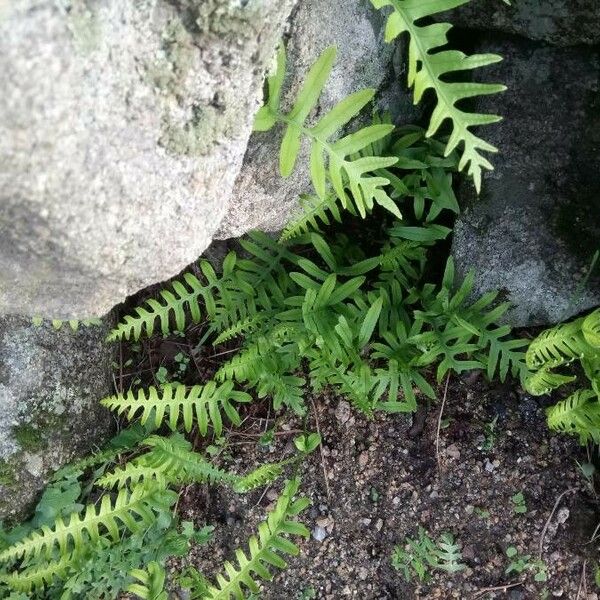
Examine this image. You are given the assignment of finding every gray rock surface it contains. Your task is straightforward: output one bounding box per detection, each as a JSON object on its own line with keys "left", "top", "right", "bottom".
{"left": 0, "top": 316, "right": 114, "bottom": 521}
{"left": 0, "top": 0, "right": 295, "bottom": 319}
{"left": 217, "top": 0, "right": 395, "bottom": 237}
{"left": 451, "top": 38, "right": 600, "bottom": 326}
{"left": 442, "top": 0, "right": 600, "bottom": 47}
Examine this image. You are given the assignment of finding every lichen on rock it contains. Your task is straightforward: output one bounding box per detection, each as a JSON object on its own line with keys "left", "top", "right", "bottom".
{"left": 0, "top": 316, "right": 115, "bottom": 522}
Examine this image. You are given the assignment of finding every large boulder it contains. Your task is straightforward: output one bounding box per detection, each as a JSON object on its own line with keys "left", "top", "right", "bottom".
{"left": 0, "top": 0, "right": 296, "bottom": 319}
{"left": 442, "top": 0, "right": 600, "bottom": 47}
{"left": 217, "top": 0, "right": 396, "bottom": 237}
{"left": 0, "top": 317, "right": 114, "bottom": 521}
{"left": 451, "top": 38, "right": 600, "bottom": 326}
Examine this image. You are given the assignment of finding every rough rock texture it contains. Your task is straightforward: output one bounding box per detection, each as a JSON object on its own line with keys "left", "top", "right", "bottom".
{"left": 0, "top": 317, "right": 114, "bottom": 521}
{"left": 451, "top": 38, "right": 600, "bottom": 327}
{"left": 442, "top": 0, "right": 600, "bottom": 47}
{"left": 0, "top": 0, "right": 296, "bottom": 319}
{"left": 217, "top": 0, "right": 395, "bottom": 237}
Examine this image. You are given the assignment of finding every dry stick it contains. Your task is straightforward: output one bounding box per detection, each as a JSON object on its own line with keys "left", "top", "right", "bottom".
{"left": 575, "top": 559, "right": 587, "bottom": 600}
{"left": 311, "top": 397, "right": 331, "bottom": 501}
{"left": 538, "top": 487, "right": 577, "bottom": 558}
{"left": 472, "top": 579, "right": 526, "bottom": 599}
{"left": 435, "top": 374, "right": 451, "bottom": 471}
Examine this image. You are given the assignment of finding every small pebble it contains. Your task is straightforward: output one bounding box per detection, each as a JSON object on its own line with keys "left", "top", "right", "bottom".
{"left": 312, "top": 526, "right": 327, "bottom": 542}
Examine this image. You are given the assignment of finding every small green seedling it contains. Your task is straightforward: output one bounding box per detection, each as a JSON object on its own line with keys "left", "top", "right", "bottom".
{"left": 505, "top": 547, "right": 547, "bottom": 581}
{"left": 481, "top": 415, "right": 499, "bottom": 451}
{"left": 391, "top": 528, "right": 465, "bottom": 583}
{"left": 511, "top": 491, "right": 527, "bottom": 514}
{"left": 294, "top": 433, "right": 321, "bottom": 454}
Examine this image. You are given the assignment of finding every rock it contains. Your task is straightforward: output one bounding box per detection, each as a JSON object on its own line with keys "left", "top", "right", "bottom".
{"left": 0, "top": 316, "right": 114, "bottom": 521}
{"left": 451, "top": 38, "right": 600, "bottom": 326}
{"left": 218, "top": 0, "right": 395, "bottom": 238}
{"left": 442, "top": 0, "right": 600, "bottom": 47}
{"left": 0, "top": 0, "right": 295, "bottom": 319}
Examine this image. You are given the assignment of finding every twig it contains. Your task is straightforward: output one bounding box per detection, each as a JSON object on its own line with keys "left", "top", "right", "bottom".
{"left": 311, "top": 397, "right": 331, "bottom": 501}
{"left": 575, "top": 559, "right": 587, "bottom": 600}
{"left": 472, "top": 579, "right": 525, "bottom": 598}
{"left": 538, "top": 487, "right": 577, "bottom": 558}
{"left": 435, "top": 374, "right": 451, "bottom": 471}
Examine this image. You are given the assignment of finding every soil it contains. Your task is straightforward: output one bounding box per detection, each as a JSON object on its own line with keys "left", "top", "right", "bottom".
{"left": 161, "top": 369, "right": 600, "bottom": 600}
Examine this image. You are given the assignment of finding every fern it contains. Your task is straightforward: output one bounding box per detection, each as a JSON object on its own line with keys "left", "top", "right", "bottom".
{"left": 524, "top": 309, "right": 600, "bottom": 444}
{"left": 526, "top": 318, "right": 592, "bottom": 370}
{"left": 198, "top": 478, "right": 309, "bottom": 599}
{"left": 0, "top": 484, "right": 176, "bottom": 563}
{"left": 523, "top": 366, "right": 576, "bottom": 397}
{"left": 100, "top": 382, "right": 251, "bottom": 437}
{"left": 583, "top": 308, "right": 600, "bottom": 348}
{"left": 233, "top": 461, "right": 289, "bottom": 494}
{"left": 546, "top": 389, "right": 600, "bottom": 445}
{"left": 255, "top": 46, "right": 400, "bottom": 220}
{"left": 128, "top": 562, "right": 168, "bottom": 600}
{"left": 0, "top": 553, "right": 73, "bottom": 593}
{"left": 370, "top": 0, "right": 506, "bottom": 191}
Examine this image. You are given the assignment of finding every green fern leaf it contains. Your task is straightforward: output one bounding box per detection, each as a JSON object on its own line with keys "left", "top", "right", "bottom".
{"left": 128, "top": 562, "right": 168, "bottom": 600}
{"left": 0, "top": 484, "right": 176, "bottom": 563}
{"left": 525, "top": 318, "right": 591, "bottom": 370}
{"left": 0, "top": 553, "right": 73, "bottom": 593}
{"left": 546, "top": 389, "right": 600, "bottom": 445}
{"left": 199, "top": 478, "right": 309, "bottom": 600}
{"left": 233, "top": 461, "right": 290, "bottom": 494}
{"left": 280, "top": 193, "right": 343, "bottom": 242}
{"left": 100, "top": 382, "right": 251, "bottom": 437}
{"left": 95, "top": 463, "right": 168, "bottom": 490}
{"left": 370, "top": 0, "right": 506, "bottom": 191}
{"left": 523, "top": 366, "right": 576, "bottom": 396}
{"left": 256, "top": 45, "right": 400, "bottom": 219}
{"left": 582, "top": 308, "right": 600, "bottom": 348}
{"left": 141, "top": 434, "right": 238, "bottom": 486}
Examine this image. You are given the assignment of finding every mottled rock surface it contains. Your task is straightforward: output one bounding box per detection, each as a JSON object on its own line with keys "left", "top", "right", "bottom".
{"left": 451, "top": 38, "right": 600, "bottom": 326}
{"left": 0, "top": 317, "right": 114, "bottom": 521}
{"left": 443, "top": 0, "right": 600, "bottom": 46}
{"left": 0, "top": 0, "right": 295, "bottom": 319}
{"left": 217, "top": 0, "right": 395, "bottom": 238}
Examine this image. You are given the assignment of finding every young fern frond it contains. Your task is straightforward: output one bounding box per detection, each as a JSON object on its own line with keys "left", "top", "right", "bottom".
{"left": 546, "top": 389, "right": 600, "bottom": 445}
{"left": 255, "top": 45, "right": 400, "bottom": 220}
{"left": 523, "top": 366, "right": 576, "bottom": 397}
{"left": 199, "top": 478, "right": 309, "bottom": 600}
{"left": 280, "top": 193, "right": 343, "bottom": 242}
{"left": 583, "top": 308, "right": 600, "bottom": 348}
{"left": 0, "top": 484, "right": 176, "bottom": 564}
{"left": 128, "top": 562, "right": 168, "bottom": 600}
{"left": 0, "top": 553, "right": 73, "bottom": 593}
{"left": 96, "top": 463, "right": 168, "bottom": 490}
{"left": 525, "top": 318, "right": 591, "bottom": 370}
{"left": 100, "top": 382, "right": 251, "bottom": 437}
{"left": 233, "top": 461, "right": 290, "bottom": 494}
{"left": 141, "top": 434, "right": 238, "bottom": 486}
{"left": 106, "top": 267, "right": 217, "bottom": 342}
{"left": 370, "top": 0, "right": 506, "bottom": 191}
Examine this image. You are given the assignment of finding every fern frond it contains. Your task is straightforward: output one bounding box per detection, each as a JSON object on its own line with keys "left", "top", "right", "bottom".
{"left": 525, "top": 318, "right": 591, "bottom": 370}
{"left": 233, "top": 461, "right": 289, "bottom": 494}
{"left": 141, "top": 434, "right": 238, "bottom": 486}
{"left": 371, "top": 0, "right": 506, "bottom": 191}
{"left": 199, "top": 478, "right": 309, "bottom": 600}
{"left": 255, "top": 45, "right": 400, "bottom": 219}
{"left": 0, "top": 484, "right": 176, "bottom": 563}
{"left": 583, "top": 308, "right": 600, "bottom": 348}
{"left": 0, "top": 553, "right": 72, "bottom": 592}
{"left": 107, "top": 270, "right": 209, "bottom": 342}
{"left": 546, "top": 389, "right": 600, "bottom": 445}
{"left": 280, "top": 193, "right": 343, "bottom": 242}
{"left": 523, "top": 366, "right": 576, "bottom": 397}
{"left": 128, "top": 562, "right": 168, "bottom": 600}
{"left": 100, "top": 382, "right": 251, "bottom": 437}
{"left": 95, "top": 463, "right": 168, "bottom": 490}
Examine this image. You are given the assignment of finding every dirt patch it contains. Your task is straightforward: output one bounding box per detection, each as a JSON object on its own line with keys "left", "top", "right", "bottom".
{"left": 168, "top": 372, "right": 599, "bottom": 599}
